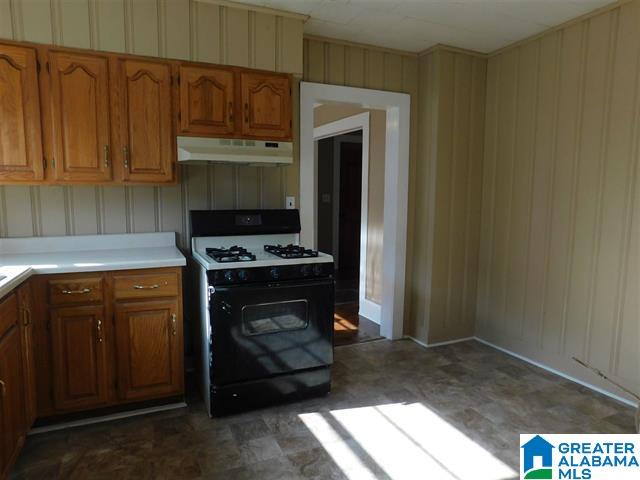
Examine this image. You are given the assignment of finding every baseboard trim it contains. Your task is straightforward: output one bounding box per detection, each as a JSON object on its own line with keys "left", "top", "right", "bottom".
{"left": 474, "top": 336, "right": 638, "bottom": 408}
{"left": 29, "top": 402, "right": 188, "bottom": 435}
{"left": 404, "top": 335, "right": 474, "bottom": 349}
{"left": 359, "top": 298, "right": 381, "bottom": 325}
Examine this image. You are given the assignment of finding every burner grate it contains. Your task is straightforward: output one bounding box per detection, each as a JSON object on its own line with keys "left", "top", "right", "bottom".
{"left": 264, "top": 244, "right": 319, "bottom": 259}
{"left": 206, "top": 246, "right": 256, "bottom": 263}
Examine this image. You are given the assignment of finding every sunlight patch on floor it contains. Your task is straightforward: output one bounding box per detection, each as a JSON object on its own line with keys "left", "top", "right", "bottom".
{"left": 300, "top": 402, "right": 517, "bottom": 480}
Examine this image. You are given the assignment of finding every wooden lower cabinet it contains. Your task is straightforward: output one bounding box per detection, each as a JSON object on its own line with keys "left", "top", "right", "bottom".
{"left": 114, "top": 299, "right": 183, "bottom": 401}
{"left": 17, "top": 283, "right": 37, "bottom": 429}
{"left": 50, "top": 305, "right": 109, "bottom": 412}
{"left": 0, "top": 295, "right": 26, "bottom": 480}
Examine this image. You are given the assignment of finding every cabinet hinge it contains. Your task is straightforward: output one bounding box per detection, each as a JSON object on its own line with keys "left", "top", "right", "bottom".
{"left": 36, "top": 60, "right": 41, "bottom": 73}
{"left": 46, "top": 62, "right": 50, "bottom": 73}
{"left": 52, "top": 158, "right": 56, "bottom": 168}
{"left": 178, "top": 112, "right": 181, "bottom": 122}
{"left": 46, "top": 320, "right": 51, "bottom": 330}
{"left": 177, "top": 75, "right": 180, "bottom": 85}
{"left": 42, "top": 157, "right": 46, "bottom": 170}
{"left": 290, "top": 119, "right": 292, "bottom": 128}
{"left": 290, "top": 87, "right": 292, "bottom": 96}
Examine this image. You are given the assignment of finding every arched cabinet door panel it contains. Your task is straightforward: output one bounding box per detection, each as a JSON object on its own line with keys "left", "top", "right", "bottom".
{"left": 178, "top": 65, "right": 235, "bottom": 136}
{"left": 49, "top": 51, "right": 112, "bottom": 182}
{"left": 0, "top": 43, "right": 44, "bottom": 182}
{"left": 116, "top": 59, "right": 174, "bottom": 183}
{"left": 240, "top": 72, "right": 291, "bottom": 140}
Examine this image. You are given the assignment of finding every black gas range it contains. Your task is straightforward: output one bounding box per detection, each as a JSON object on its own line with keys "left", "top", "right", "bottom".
{"left": 190, "top": 209, "right": 335, "bottom": 417}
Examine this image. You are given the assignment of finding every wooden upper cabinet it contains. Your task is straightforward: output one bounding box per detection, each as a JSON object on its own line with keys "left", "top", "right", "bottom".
{"left": 49, "top": 51, "right": 112, "bottom": 182}
{"left": 116, "top": 59, "right": 174, "bottom": 183}
{"left": 114, "top": 299, "right": 183, "bottom": 401}
{"left": 240, "top": 72, "right": 291, "bottom": 140}
{"left": 178, "top": 65, "right": 235, "bottom": 136}
{"left": 50, "top": 305, "right": 109, "bottom": 411}
{"left": 0, "top": 43, "right": 44, "bottom": 182}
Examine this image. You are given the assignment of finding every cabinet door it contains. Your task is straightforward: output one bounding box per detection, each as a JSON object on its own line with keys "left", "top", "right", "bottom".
{"left": 50, "top": 305, "right": 109, "bottom": 411}
{"left": 0, "top": 43, "right": 44, "bottom": 182}
{"left": 49, "top": 51, "right": 112, "bottom": 182}
{"left": 118, "top": 59, "right": 174, "bottom": 183}
{"left": 0, "top": 327, "right": 26, "bottom": 478}
{"left": 114, "top": 299, "right": 183, "bottom": 401}
{"left": 17, "top": 282, "right": 37, "bottom": 429}
{"left": 178, "top": 65, "right": 235, "bottom": 136}
{"left": 240, "top": 72, "right": 291, "bottom": 139}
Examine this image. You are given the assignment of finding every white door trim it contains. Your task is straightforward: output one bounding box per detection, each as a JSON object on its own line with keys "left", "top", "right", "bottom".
{"left": 301, "top": 82, "right": 411, "bottom": 340}
{"left": 313, "top": 113, "right": 381, "bottom": 325}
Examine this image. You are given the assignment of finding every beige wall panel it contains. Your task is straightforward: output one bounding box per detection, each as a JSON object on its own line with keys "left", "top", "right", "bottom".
{"left": 237, "top": 167, "right": 259, "bottom": 209}
{"left": 18, "top": 1, "right": 53, "bottom": 43}
{"left": 39, "top": 186, "right": 68, "bottom": 236}
{"left": 159, "top": 184, "right": 184, "bottom": 242}
{"left": 384, "top": 54, "right": 403, "bottom": 92}
{"left": 563, "top": 12, "right": 612, "bottom": 360}
{"left": 305, "top": 39, "right": 325, "bottom": 83}
{"left": 162, "top": 0, "right": 190, "bottom": 59}
{"left": 130, "top": 187, "right": 158, "bottom": 233}
{"left": 0, "top": 0, "right": 13, "bottom": 38}
{"left": 58, "top": 0, "right": 91, "bottom": 48}
{"left": 365, "top": 50, "right": 384, "bottom": 90}
{"left": 94, "top": 0, "right": 126, "bottom": 52}
{"left": 478, "top": 2, "right": 639, "bottom": 401}
{"left": 522, "top": 32, "right": 560, "bottom": 344}
{"left": 279, "top": 17, "right": 303, "bottom": 75}
{"left": 504, "top": 41, "right": 538, "bottom": 340}
{"left": 345, "top": 47, "right": 365, "bottom": 88}
{"left": 128, "top": 0, "right": 159, "bottom": 56}
{"left": 225, "top": 7, "right": 249, "bottom": 67}
{"left": 326, "top": 43, "right": 345, "bottom": 85}
{"left": 3, "top": 186, "right": 34, "bottom": 237}
{"left": 100, "top": 186, "right": 128, "bottom": 234}
{"left": 261, "top": 167, "right": 283, "bottom": 208}
{"left": 253, "top": 12, "right": 276, "bottom": 71}
{"left": 193, "top": 2, "right": 220, "bottom": 63}
{"left": 212, "top": 165, "right": 234, "bottom": 209}
{"left": 70, "top": 186, "right": 99, "bottom": 234}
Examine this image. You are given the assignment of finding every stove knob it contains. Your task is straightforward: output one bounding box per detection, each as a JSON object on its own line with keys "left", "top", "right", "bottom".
{"left": 301, "top": 264, "right": 312, "bottom": 277}
{"left": 270, "top": 267, "right": 280, "bottom": 280}
{"left": 237, "top": 269, "right": 248, "bottom": 281}
{"left": 313, "top": 264, "right": 323, "bottom": 276}
{"left": 224, "top": 270, "right": 235, "bottom": 282}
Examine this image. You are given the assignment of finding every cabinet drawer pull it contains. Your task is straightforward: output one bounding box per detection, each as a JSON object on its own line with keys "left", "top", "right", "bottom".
{"left": 229, "top": 101, "right": 233, "bottom": 122}
{"left": 22, "top": 308, "right": 30, "bottom": 327}
{"left": 171, "top": 313, "right": 177, "bottom": 336}
{"left": 0, "top": 380, "right": 5, "bottom": 397}
{"left": 133, "top": 284, "right": 161, "bottom": 290}
{"left": 61, "top": 288, "right": 92, "bottom": 295}
{"left": 244, "top": 103, "right": 249, "bottom": 123}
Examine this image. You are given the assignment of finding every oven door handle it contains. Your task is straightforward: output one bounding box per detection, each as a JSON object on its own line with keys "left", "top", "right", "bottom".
{"left": 212, "top": 278, "right": 334, "bottom": 292}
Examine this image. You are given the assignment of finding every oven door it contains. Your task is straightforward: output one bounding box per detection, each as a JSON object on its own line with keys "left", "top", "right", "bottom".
{"left": 209, "top": 278, "right": 334, "bottom": 386}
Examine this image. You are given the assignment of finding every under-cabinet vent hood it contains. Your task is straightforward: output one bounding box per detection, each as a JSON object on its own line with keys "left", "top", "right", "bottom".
{"left": 177, "top": 136, "right": 293, "bottom": 166}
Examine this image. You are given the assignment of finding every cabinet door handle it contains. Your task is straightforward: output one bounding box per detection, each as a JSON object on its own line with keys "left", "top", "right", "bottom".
{"left": 61, "top": 288, "right": 92, "bottom": 295}
{"left": 228, "top": 101, "right": 233, "bottom": 122}
{"left": 0, "top": 380, "right": 5, "bottom": 398}
{"left": 97, "top": 319, "right": 103, "bottom": 343}
{"left": 23, "top": 308, "right": 30, "bottom": 327}
{"left": 171, "top": 313, "right": 177, "bottom": 336}
{"left": 104, "top": 145, "right": 110, "bottom": 168}
{"left": 123, "top": 146, "right": 130, "bottom": 170}
{"left": 244, "top": 103, "right": 249, "bottom": 123}
{"left": 133, "top": 284, "right": 161, "bottom": 290}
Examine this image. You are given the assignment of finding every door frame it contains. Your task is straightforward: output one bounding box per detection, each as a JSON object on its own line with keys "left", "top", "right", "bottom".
{"left": 300, "top": 82, "right": 410, "bottom": 340}
{"left": 313, "top": 113, "right": 381, "bottom": 324}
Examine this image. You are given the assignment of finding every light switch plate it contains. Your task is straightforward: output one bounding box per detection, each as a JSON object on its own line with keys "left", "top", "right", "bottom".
{"left": 286, "top": 196, "right": 295, "bottom": 209}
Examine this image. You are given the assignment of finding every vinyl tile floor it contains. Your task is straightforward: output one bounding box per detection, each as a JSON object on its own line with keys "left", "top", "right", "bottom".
{"left": 11, "top": 340, "right": 635, "bottom": 480}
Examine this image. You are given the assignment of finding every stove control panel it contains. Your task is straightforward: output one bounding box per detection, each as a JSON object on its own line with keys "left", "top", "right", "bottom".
{"left": 209, "top": 262, "right": 334, "bottom": 286}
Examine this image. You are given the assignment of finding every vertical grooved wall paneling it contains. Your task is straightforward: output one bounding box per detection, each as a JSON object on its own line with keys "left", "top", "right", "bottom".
{"left": 0, "top": 0, "right": 304, "bottom": 249}
{"left": 477, "top": 1, "right": 640, "bottom": 401}
{"left": 409, "top": 49, "right": 487, "bottom": 344}
{"left": 302, "top": 37, "right": 420, "bottom": 317}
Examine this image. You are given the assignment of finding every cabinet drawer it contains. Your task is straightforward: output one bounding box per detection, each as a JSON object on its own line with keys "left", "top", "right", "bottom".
{"left": 0, "top": 293, "right": 18, "bottom": 339}
{"left": 48, "top": 277, "right": 104, "bottom": 306}
{"left": 113, "top": 271, "right": 179, "bottom": 300}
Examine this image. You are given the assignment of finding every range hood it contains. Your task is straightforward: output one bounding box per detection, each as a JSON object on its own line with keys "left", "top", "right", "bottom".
{"left": 177, "top": 136, "right": 293, "bottom": 166}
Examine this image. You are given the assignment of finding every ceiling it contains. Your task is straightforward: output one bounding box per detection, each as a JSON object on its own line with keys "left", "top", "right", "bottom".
{"left": 230, "top": 0, "right": 616, "bottom": 53}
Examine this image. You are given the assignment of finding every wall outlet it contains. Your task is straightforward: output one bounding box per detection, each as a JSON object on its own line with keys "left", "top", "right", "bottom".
{"left": 286, "top": 196, "right": 296, "bottom": 209}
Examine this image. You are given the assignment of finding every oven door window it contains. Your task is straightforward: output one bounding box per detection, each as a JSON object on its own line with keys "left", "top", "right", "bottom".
{"left": 241, "top": 299, "right": 309, "bottom": 336}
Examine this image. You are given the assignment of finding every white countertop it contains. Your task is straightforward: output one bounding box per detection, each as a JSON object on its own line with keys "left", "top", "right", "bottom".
{"left": 0, "top": 232, "right": 186, "bottom": 299}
